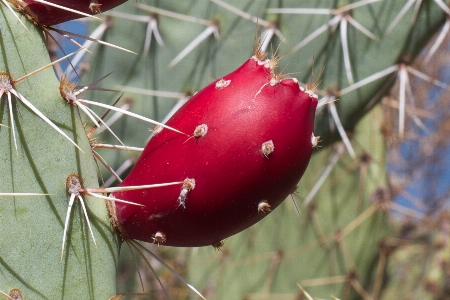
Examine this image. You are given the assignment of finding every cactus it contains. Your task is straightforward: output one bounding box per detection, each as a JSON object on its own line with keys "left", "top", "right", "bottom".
{"left": 0, "top": 4, "right": 116, "bottom": 299}
{"left": 2, "top": 0, "right": 450, "bottom": 299}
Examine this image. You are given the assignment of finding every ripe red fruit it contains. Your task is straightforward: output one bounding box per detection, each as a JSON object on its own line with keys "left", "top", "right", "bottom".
{"left": 109, "top": 55, "right": 318, "bottom": 247}
{"left": 21, "top": 0, "right": 126, "bottom": 26}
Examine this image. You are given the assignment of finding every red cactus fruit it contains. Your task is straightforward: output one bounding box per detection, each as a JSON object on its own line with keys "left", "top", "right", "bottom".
{"left": 109, "top": 55, "right": 318, "bottom": 247}
{"left": 20, "top": 0, "right": 126, "bottom": 26}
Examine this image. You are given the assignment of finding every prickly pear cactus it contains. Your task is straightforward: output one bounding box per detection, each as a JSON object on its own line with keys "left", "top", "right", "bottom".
{"left": 0, "top": 4, "right": 116, "bottom": 299}
{"left": 2, "top": 0, "right": 450, "bottom": 299}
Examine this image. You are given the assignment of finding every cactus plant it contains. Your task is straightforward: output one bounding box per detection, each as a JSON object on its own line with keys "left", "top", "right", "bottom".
{"left": 0, "top": 4, "right": 116, "bottom": 298}
{"left": 2, "top": 0, "right": 450, "bottom": 299}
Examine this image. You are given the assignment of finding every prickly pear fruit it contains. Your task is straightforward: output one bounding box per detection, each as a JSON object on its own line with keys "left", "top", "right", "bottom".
{"left": 21, "top": 0, "right": 126, "bottom": 25}
{"left": 109, "top": 55, "right": 318, "bottom": 247}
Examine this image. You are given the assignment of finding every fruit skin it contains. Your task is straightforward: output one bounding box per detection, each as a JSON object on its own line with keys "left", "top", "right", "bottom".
{"left": 21, "top": 0, "right": 126, "bottom": 26}
{"left": 110, "top": 57, "right": 318, "bottom": 247}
